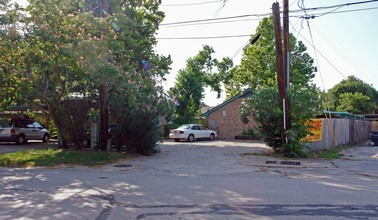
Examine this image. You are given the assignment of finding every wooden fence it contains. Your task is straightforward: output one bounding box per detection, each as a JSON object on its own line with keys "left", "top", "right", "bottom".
{"left": 372, "top": 121, "right": 378, "bottom": 131}
{"left": 305, "top": 119, "right": 372, "bottom": 151}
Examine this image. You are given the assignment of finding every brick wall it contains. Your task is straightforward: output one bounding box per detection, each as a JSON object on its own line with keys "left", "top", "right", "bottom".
{"left": 207, "top": 98, "right": 256, "bottom": 139}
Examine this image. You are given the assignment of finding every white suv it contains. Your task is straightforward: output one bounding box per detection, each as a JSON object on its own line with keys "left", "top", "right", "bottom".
{"left": 0, "top": 118, "right": 50, "bottom": 145}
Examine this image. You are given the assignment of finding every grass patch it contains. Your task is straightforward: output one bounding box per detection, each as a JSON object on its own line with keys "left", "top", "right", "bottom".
{"left": 0, "top": 148, "right": 136, "bottom": 168}
{"left": 310, "top": 144, "right": 357, "bottom": 160}
{"left": 317, "top": 149, "right": 343, "bottom": 160}
{"left": 240, "top": 151, "right": 290, "bottom": 160}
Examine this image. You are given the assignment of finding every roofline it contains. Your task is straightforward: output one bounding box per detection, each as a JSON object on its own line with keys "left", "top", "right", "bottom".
{"left": 201, "top": 89, "right": 254, "bottom": 118}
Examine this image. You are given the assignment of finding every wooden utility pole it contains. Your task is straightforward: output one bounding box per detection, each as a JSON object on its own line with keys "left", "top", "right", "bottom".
{"left": 272, "top": 2, "right": 288, "bottom": 145}
{"left": 283, "top": 0, "right": 289, "bottom": 90}
{"left": 283, "top": 0, "right": 291, "bottom": 140}
{"left": 100, "top": 0, "right": 108, "bottom": 150}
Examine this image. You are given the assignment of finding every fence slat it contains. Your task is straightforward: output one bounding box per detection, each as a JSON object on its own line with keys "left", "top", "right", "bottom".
{"left": 306, "top": 119, "right": 371, "bottom": 151}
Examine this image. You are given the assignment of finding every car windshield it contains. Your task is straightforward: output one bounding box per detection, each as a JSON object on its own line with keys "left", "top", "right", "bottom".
{"left": 178, "top": 125, "right": 191, "bottom": 129}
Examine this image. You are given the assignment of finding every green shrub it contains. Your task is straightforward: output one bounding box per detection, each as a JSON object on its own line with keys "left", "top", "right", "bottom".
{"left": 241, "top": 85, "right": 322, "bottom": 157}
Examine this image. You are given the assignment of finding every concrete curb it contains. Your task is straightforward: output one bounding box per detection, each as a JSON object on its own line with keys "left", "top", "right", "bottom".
{"left": 238, "top": 155, "right": 335, "bottom": 168}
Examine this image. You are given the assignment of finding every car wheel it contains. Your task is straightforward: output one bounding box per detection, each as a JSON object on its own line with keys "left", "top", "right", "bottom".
{"left": 209, "top": 133, "right": 215, "bottom": 140}
{"left": 42, "top": 134, "right": 49, "bottom": 142}
{"left": 16, "top": 134, "right": 25, "bottom": 145}
{"left": 174, "top": 139, "right": 180, "bottom": 142}
{"left": 187, "top": 134, "right": 194, "bottom": 142}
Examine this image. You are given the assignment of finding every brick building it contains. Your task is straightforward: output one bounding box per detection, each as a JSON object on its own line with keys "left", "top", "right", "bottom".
{"left": 201, "top": 89, "right": 256, "bottom": 139}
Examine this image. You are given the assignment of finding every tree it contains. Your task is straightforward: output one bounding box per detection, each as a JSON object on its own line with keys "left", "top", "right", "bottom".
{"left": 326, "top": 76, "right": 377, "bottom": 114}
{"left": 223, "top": 16, "right": 316, "bottom": 97}
{"left": 0, "top": 0, "right": 172, "bottom": 153}
{"left": 336, "top": 92, "right": 375, "bottom": 115}
{"left": 241, "top": 85, "right": 322, "bottom": 157}
{"left": 235, "top": 16, "right": 321, "bottom": 157}
{"left": 171, "top": 45, "right": 233, "bottom": 124}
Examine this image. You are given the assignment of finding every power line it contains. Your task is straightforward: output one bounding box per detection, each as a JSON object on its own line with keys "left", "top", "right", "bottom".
{"left": 305, "top": 19, "right": 326, "bottom": 91}
{"left": 294, "top": 6, "right": 378, "bottom": 18}
{"left": 161, "top": 0, "right": 223, "bottom": 7}
{"left": 289, "top": 20, "right": 347, "bottom": 81}
{"left": 157, "top": 34, "right": 251, "bottom": 40}
{"left": 214, "top": 0, "right": 230, "bottom": 17}
{"left": 231, "top": 40, "right": 249, "bottom": 60}
{"left": 298, "top": 0, "right": 378, "bottom": 12}
{"left": 159, "top": 18, "right": 262, "bottom": 29}
{"left": 160, "top": 13, "right": 270, "bottom": 27}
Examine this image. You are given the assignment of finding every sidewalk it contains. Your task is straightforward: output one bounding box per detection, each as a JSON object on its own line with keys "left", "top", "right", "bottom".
{"left": 238, "top": 143, "right": 378, "bottom": 174}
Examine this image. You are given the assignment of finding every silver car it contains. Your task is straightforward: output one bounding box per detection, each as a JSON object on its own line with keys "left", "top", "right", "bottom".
{"left": 169, "top": 124, "right": 217, "bottom": 142}
{"left": 0, "top": 118, "right": 50, "bottom": 144}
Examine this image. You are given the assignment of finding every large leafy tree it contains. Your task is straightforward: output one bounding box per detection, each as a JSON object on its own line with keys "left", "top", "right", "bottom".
{"left": 326, "top": 76, "right": 377, "bottom": 114}
{"left": 235, "top": 16, "right": 321, "bottom": 157}
{"left": 171, "top": 45, "right": 233, "bottom": 124}
{"left": 0, "top": 0, "right": 171, "bottom": 152}
{"left": 223, "top": 16, "right": 316, "bottom": 97}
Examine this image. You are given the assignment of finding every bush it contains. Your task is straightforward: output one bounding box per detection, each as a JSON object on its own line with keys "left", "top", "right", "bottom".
{"left": 241, "top": 85, "right": 322, "bottom": 157}
{"left": 109, "top": 86, "right": 173, "bottom": 155}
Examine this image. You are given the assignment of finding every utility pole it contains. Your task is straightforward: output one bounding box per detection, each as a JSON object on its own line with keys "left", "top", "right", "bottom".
{"left": 100, "top": 0, "right": 108, "bottom": 150}
{"left": 283, "top": 0, "right": 291, "bottom": 141}
{"left": 272, "top": 2, "right": 288, "bottom": 145}
{"left": 283, "top": 0, "right": 289, "bottom": 90}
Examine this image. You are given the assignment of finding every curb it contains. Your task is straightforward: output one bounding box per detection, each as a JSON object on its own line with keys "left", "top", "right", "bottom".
{"left": 238, "top": 156, "right": 335, "bottom": 168}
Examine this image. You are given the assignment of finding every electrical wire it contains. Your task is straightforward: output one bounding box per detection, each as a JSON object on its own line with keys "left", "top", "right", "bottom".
{"left": 157, "top": 34, "right": 251, "bottom": 40}
{"left": 159, "top": 17, "right": 262, "bottom": 29}
{"left": 214, "top": 0, "right": 230, "bottom": 17}
{"left": 297, "top": 0, "right": 378, "bottom": 12}
{"left": 292, "top": 6, "right": 378, "bottom": 18}
{"left": 289, "top": 20, "right": 347, "bottom": 81}
{"left": 305, "top": 19, "right": 326, "bottom": 91}
{"left": 161, "top": 0, "right": 223, "bottom": 7}
{"left": 231, "top": 40, "right": 250, "bottom": 60}
{"left": 160, "top": 13, "right": 270, "bottom": 27}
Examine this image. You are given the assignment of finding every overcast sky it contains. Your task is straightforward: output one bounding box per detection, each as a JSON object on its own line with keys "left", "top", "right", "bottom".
{"left": 155, "top": 0, "right": 378, "bottom": 106}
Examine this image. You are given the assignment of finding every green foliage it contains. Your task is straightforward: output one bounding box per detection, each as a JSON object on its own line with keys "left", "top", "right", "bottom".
{"left": 336, "top": 92, "right": 375, "bottom": 114}
{"left": 223, "top": 16, "right": 316, "bottom": 97}
{"left": 109, "top": 87, "right": 172, "bottom": 155}
{"left": 241, "top": 127, "right": 259, "bottom": 137}
{"left": 241, "top": 85, "right": 322, "bottom": 157}
{"left": 171, "top": 45, "right": 233, "bottom": 124}
{"left": 326, "top": 76, "right": 377, "bottom": 114}
{"left": 241, "top": 87, "right": 282, "bottom": 149}
{"left": 0, "top": 0, "right": 172, "bottom": 153}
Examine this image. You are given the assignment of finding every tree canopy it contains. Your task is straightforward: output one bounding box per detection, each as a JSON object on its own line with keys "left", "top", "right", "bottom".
{"left": 171, "top": 45, "right": 233, "bottom": 124}
{"left": 326, "top": 75, "right": 377, "bottom": 114}
{"left": 0, "top": 0, "right": 172, "bottom": 153}
{"left": 223, "top": 16, "right": 316, "bottom": 97}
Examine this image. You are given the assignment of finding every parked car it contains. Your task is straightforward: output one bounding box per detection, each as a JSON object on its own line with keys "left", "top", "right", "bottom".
{"left": 0, "top": 118, "right": 50, "bottom": 144}
{"left": 169, "top": 124, "right": 217, "bottom": 142}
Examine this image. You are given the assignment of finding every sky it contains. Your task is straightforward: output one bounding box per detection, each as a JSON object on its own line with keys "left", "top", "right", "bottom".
{"left": 155, "top": 0, "right": 378, "bottom": 106}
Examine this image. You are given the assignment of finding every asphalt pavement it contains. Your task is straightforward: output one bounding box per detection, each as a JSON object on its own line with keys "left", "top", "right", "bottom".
{"left": 0, "top": 140, "right": 377, "bottom": 220}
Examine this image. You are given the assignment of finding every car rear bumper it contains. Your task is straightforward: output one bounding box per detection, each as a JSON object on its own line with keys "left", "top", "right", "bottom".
{"left": 0, "top": 136, "right": 18, "bottom": 142}
{"left": 169, "top": 134, "right": 187, "bottom": 139}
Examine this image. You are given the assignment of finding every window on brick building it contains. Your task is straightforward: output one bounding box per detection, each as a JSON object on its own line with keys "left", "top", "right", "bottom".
{"left": 212, "top": 121, "right": 216, "bottom": 127}
{"left": 223, "top": 111, "right": 226, "bottom": 117}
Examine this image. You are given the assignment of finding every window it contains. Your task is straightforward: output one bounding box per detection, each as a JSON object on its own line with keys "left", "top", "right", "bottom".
{"left": 212, "top": 121, "right": 216, "bottom": 127}
{"left": 223, "top": 111, "right": 226, "bottom": 117}
{"left": 199, "top": 126, "right": 207, "bottom": 130}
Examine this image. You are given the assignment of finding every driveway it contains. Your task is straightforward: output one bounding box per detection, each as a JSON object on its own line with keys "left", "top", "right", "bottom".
{"left": 0, "top": 140, "right": 57, "bottom": 154}
{"left": 0, "top": 140, "right": 377, "bottom": 219}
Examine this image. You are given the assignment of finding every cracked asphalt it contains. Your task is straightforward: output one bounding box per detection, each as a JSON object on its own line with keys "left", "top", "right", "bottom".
{"left": 0, "top": 140, "right": 377, "bottom": 219}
